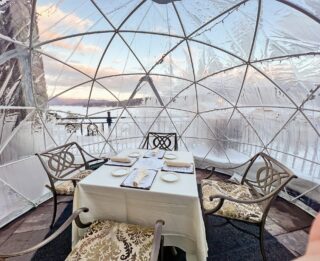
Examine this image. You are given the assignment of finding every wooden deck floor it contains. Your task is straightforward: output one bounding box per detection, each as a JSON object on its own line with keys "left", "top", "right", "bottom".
{"left": 0, "top": 170, "right": 314, "bottom": 260}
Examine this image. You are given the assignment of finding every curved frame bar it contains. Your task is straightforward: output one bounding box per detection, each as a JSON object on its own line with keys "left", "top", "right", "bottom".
{"left": 0, "top": 208, "right": 90, "bottom": 259}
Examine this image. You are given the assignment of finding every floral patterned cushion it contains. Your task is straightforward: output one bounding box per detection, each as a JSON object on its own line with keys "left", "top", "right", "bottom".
{"left": 201, "top": 179, "right": 263, "bottom": 223}
{"left": 66, "top": 220, "right": 155, "bottom": 261}
{"left": 55, "top": 169, "right": 92, "bottom": 195}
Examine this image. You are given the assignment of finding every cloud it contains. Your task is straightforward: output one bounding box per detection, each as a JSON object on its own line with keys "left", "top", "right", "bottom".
{"left": 49, "top": 38, "right": 102, "bottom": 53}
{"left": 36, "top": 4, "right": 101, "bottom": 53}
{"left": 37, "top": 4, "right": 93, "bottom": 35}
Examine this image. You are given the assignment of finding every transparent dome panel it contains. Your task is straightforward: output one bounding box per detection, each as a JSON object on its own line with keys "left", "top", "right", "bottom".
{"left": 86, "top": 82, "right": 129, "bottom": 116}
{"left": 252, "top": 0, "right": 320, "bottom": 60}
{"left": 267, "top": 111, "right": 320, "bottom": 180}
{"left": 288, "top": 0, "right": 320, "bottom": 19}
{"left": 149, "top": 110, "right": 178, "bottom": 133}
{"left": 0, "top": 109, "right": 36, "bottom": 160}
{"left": 182, "top": 137, "right": 212, "bottom": 159}
{"left": 108, "top": 109, "right": 144, "bottom": 141}
{"left": 96, "top": 75, "right": 145, "bottom": 103}
{"left": 94, "top": 0, "right": 141, "bottom": 28}
{"left": 0, "top": 179, "right": 34, "bottom": 227}
{"left": 166, "top": 84, "right": 198, "bottom": 112}
{"left": 267, "top": 149, "right": 320, "bottom": 183}
{"left": 151, "top": 40, "right": 194, "bottom": 81}
{"left": 40, "top": 54, "right": 92, "bottom": 100}
{"left": 121, "top": 32, "right": 182, "bottom": 72}
{"left": 199, "top": 65, "right": 246, "bottom": 105}
{"left": 301, "top": 78, "right": 320, "bottom": 111}
{"left": 126, "top": 80, "right": 165, "bottom": 108}
{"left": 223, "top": 109, "right": 265, "bottom": 149}
{"left": 126, "top": 107, "right": 163, "bottom": 134}
{"left": 174, "top": 0, "right": 244, "bottom": 35}
{"left": 96, "top": 34, "right": 146, "bottom": 78}
{"left": 254, "top": 56, "right": 320, "bottom": 106}
{"left": 40, "top": 33, "right": 114, "bottom": 77}
{"left": 184, "top": 115, "right": 216, "bottom": 140}
{"left": 48, "top": 82, "right": 93, "bottom": 115}
{"left": 148, "top": 75, "right": 192, "bottom": 105}
{"left": 0, "top": 110, "right": 45, "bottom": 165}
{"left": 166, "top": 108, "right": 196, "bottom": 135}
{"left": 238, "top": 107, "right": 296, "bottom": 145}
{"left": 238, "top": 66, "right": 295, "bottom": 107}
{"left": 189, "top": 40, "right": 244, "bottom": 80}
{"left": 197, "top": 85, "right": 232, "bottom": 112}
{"left": 190, "top": 0, "right": 258, "bottom": 61}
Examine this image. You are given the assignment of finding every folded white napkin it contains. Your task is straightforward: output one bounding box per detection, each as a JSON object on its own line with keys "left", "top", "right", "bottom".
{"left": 133, "top": 169, "right": 148, "bottom": 187}
{"left": 110, "top": 156, "right": 131, "bottom": 163}
{"left": 165, "top": 160, "right": 192, "bottom": 168}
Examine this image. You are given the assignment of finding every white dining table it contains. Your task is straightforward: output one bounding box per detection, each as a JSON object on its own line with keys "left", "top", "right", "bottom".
{"left": 72, "top": 149, "right": 208, "bottom": 261}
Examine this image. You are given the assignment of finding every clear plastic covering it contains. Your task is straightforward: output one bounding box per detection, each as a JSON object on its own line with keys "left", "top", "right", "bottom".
{"left": 0, "top": 0, "right": 320, "bottom": 224}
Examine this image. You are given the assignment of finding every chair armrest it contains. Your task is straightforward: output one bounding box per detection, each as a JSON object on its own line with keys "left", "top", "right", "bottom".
{"left": 50, "top": 176, "right": 81, "bottom": 188}
{"left": 210, "top": 192, "right": 277, "bottom": 204}
{"left": 0, "top": 208, "right": 90, "bottom": 259}
{"left": 204, "top": 191, "right": 279, "bottom": 215}
{"left": 51, "top": 176, "right": 81, "bottom": 182}
{"left": 86, "top": 157, "right": 109, "bottom": 170}
{"left": 150, "top": 220, "right": 165, "bottom": 261}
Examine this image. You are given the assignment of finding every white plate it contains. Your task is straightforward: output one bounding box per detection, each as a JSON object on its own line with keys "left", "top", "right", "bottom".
{"left": 128, "top": 152, "right": 140, "bottom": 158}
{"left": 161, "top": 172, "right": 179, "bottom": 183}
{"left": 164, "top": 153, "right": 177, "bottom": 160}
{"left": 112, "top": 168, "right": 129, "bottom": 177}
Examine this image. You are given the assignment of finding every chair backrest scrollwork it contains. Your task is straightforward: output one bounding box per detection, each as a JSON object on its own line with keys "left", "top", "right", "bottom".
{"left": 241, "top": 152, "right": 297, "bottom": 213}
{"left": 36, "top": 142, "right": 88, "bottom": 181}
{"left": 143, "top": 132, "right": 178, "bottom": 151}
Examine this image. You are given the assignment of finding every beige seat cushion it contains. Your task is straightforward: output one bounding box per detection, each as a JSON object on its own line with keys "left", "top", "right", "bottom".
{"left": 201, "top": 179, "right": 263, "bottom": 223}
{"left": 66, "top": 220, "right": 155, "bottom": 261}
{"left": 55, "top": 169, "right": 92, "bottom": 195}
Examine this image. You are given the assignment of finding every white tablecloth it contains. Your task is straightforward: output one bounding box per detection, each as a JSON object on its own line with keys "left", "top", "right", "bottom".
{"left": 72, "top": 149, "right": 208, "bottom": 261}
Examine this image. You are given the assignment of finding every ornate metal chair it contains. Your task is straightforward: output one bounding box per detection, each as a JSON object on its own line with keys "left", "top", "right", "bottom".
{"left": 36, "top": 142, "right": 107, "bottom": 228}
{"left": 142, "top": 132, "right": 178, "bottom": 151}
{"left": 200, "top": 152, "right": 297, "bottom": 261}
{"left": 0, "top": 208, "right": 165, "bottom": 261}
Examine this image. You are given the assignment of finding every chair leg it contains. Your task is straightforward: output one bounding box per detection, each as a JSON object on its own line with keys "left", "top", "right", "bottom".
{"left": 50, "top": 193, "right": 58, "bottom": 228}
{"left": 204, "top": 167, "right": 215, "bottom": 179}
{"left": 203, "top": 214, "right": 210, "bottom": 239}
{"left": 159, "top": 236, "right": 164, "bottom": 261}
{"left": 259, "top": 225, "right": 267, "bottom": 261}
{"left": 170, "top": 246, "right": 178, "bottom": 256}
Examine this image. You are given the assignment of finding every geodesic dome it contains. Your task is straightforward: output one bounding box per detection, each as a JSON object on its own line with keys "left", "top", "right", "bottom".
{"left": 0, "top": 0, "right": 320, "bottom": 226}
